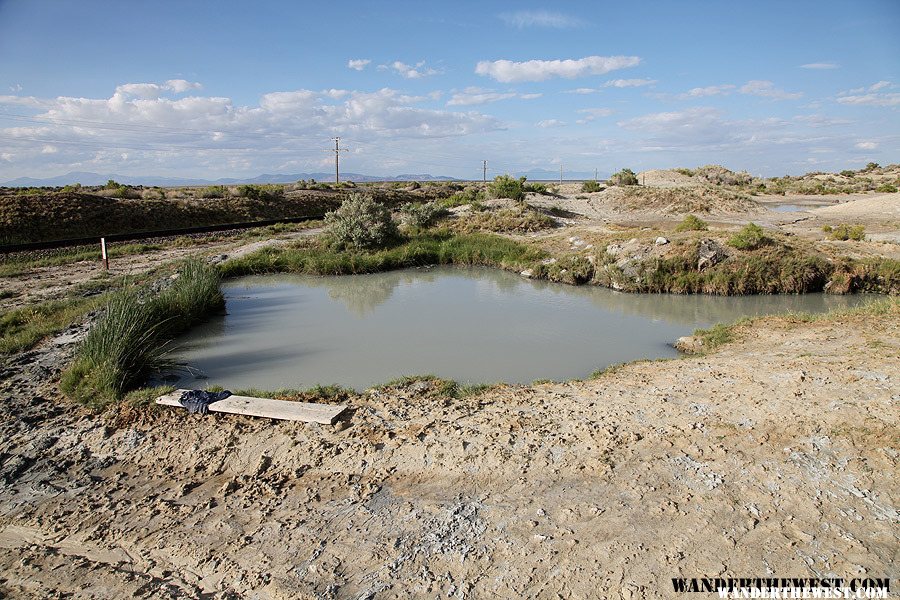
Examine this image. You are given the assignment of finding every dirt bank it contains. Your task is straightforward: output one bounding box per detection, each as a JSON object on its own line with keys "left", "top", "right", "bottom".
{"left": 0, "top": 304, "right": 896, "bottom": 598}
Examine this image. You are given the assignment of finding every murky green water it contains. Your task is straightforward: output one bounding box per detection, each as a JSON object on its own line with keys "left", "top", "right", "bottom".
{"left": 171, "top": 266, "right": 867, "bottom": 390}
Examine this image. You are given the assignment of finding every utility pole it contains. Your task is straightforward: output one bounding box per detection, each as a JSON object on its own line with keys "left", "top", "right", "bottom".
{"left": 483, "top": 160, "right": 487, "bottom": 183}
{"left": 559, "top": 164, "right": 562, "bottom": 185}
{"left": 594, "top": 168, "right": 598, "bottom": 180}
{"left": 330, "top": 137, "right": 349, "bottom": 183}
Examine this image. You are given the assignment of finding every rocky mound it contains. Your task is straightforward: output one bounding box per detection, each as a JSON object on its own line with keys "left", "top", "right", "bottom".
{"left": 604, "top": 185, "right": 761, "bottom": 215}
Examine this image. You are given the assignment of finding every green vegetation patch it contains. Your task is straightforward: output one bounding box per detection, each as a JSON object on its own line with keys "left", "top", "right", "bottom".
{"left": 61, "top": 258, "right": 224, "bottom": 408}
{"left": 727, "top": 223, "right": 769, "bottom": 250}
{"left": 221, "top": 230, "right": 545, "bottom": 278}
{"left": 675, "top": 214, "right": 709, "bottom": 232}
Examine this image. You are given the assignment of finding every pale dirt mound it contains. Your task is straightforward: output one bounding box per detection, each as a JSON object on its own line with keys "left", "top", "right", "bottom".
{"left": 605, "top": 185, "right": 761, "bottom": 215}
{"left": 812, "top": 193, "right": 900, "bottom": 220}
{"left": 637, "top": 169, "right": 700, "bottom": 188}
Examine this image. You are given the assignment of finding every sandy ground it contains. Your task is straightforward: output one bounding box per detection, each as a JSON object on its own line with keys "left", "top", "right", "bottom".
{"left": 0, "top": 180, "right": 898, "bottom": 598}
{"left": 0, "top": 307, "right": 896, "bottom": 598}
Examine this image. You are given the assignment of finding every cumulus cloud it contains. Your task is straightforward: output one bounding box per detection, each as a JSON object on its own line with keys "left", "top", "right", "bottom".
{"left": 0, "top": 81, "right": 505, "bottom": 177}
{"left": 498, "top": 10, "right": 584, "bottom": 28}
{"left": 383, "top": 61, "right": 440, "bottom": 79}
{"left": 347, "top": 59, "right": 371, "bottom": 71}
{"left": 855, "top": 141, "right": 878, "bottom": 150}
{"left": 604, "top": 78, "right": 656, "bottom": 88}
{"left": 739, "top": 80, "right": 802, "bottom": 100}
{"left": 800, "top": 63, "right": 839, "bottom": 69}
{"left": 475, "top": 55, "right": 641, "bottom": 83}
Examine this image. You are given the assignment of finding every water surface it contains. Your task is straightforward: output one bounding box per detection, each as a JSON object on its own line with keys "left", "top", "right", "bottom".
{"left": 171, "top": 267, "right": 866, "bottom": 390}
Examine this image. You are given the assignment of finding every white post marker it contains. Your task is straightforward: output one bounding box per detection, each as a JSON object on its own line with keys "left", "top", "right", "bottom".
{"left": 100, "top": 237, "right": 109, "bottom": 270}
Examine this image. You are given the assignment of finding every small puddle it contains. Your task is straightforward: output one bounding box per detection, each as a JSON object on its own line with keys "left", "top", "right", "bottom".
{"left": 170, "top": 266, "right": 867, "bottom": 390}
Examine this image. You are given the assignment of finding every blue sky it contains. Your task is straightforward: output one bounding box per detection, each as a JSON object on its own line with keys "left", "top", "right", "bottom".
{"left": 0, "top": 0, "right": 898, "bottom": 180}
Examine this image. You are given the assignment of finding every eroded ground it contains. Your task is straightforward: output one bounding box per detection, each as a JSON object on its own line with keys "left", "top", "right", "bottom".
{"left": 0, "top": 306, "right": 897, "bottom": 598}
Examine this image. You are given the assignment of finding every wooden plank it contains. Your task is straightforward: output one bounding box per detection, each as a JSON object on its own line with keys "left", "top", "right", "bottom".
{"left": 156, "top": 390, "right": 347, "bottom": 425}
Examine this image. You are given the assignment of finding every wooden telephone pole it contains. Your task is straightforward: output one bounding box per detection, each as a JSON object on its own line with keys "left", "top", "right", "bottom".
{"left": 483, "top": 160, "right": 487, "bottom": 183}
{"left": 330, "top": 137, "right": 349, "bottom": 183}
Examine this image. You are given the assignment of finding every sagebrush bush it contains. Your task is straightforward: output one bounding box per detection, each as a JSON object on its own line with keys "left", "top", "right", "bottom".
{"left": 727, "top": 223, "right": 769, "bottom": 250}
{"left": 828, "top": 224, "right": 866, "bottom": 241}
{"left": 325, "top": 193, "right": 398, "bottom": 249}
{"left": 487, "top": 174, "right": 526, "bottom": 200}
{"left": 875, "top": 183, "right": 897, "bottom": 193}
{"left": 399, "top": 201, "right": 448, "bottom": 228}
{"left": 581, "top": 180, "right": 603, "bottom": 193}
{"left": 609, "top": 168, "right": 639, "bottom": 186}
{"left": 442, "top": 188, "right": 484, "bottom": 207}
{"left": 237, "top": 184, "right": 284, "bottom": 201}
{"left": 675, "top": 214, "right": 709, "bottom": 232}
{"left": 198, "top": 185, "right": 227, "bottom": 199}
{"left": 523, "top": 182, "right": 549, "bottom": 195}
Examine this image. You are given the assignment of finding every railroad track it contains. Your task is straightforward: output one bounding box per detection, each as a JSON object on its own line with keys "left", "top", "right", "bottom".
{"left": 0, "top": 215, "right": 321, "bottom": 254}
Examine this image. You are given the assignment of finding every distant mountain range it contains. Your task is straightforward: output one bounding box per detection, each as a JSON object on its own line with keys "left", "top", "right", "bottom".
{"left": 0, "top": 171, "right": 458, "bottom": 187}
{"left": 1, "top": 168, "right": 601, "bottom": 187}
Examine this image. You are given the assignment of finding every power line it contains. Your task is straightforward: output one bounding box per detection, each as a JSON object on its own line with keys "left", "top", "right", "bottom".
{"left": 329, "top": 137, "right": 349, "bottom": 183}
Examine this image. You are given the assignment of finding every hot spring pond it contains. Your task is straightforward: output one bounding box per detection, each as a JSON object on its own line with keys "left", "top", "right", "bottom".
{"left": 171, "top": 266, "right": 867, "bottom": 390}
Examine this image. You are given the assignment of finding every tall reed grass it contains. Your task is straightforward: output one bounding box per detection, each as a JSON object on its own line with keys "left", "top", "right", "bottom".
{"left": 61, "top": 258, "right": 223, "bottom": 407}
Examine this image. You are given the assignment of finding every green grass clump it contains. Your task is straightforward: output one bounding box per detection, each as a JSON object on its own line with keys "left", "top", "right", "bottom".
{"left": 0, "top": 295, "right": 107, "bottom": 355}
{"left": 581, "top": 180, "right": 603, "bottom": 193}
{"left": 727, "top": 223, "right": 769, "bottom": 250}
{"left": 487, "top": 174, "right": 526, "bottom": 200}
{"left": 827, "top": 223, "right": 866, "bottom": 241}
{"left": 221, "top": 230, "right": 545, "bottom": 278}
{"left": 875, "top": 183, "right": 897, "bottom": 193}
{"left": 61, "top": 259, "right": 224, "bottom": 408}
{"left": 441, "top": 188, "right": 485, "bottom": 208}
{"left": 675, "top": 214, "right": 709, "bottom": 232}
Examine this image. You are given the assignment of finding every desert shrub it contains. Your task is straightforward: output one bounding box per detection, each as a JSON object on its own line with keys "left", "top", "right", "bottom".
{"left": 325, "top": 193, "right": 398, "bottom": 249}
{"left": 863, "top": 162, "right": 880, "bottom": 172}
{"left": 487, "top": 174, "right": 526, "bottom": 200}
{"left": 111, "top": 186, "right": 141, "bottom": 199}
{"left": 198, "top": 185, "right": 228, "bottom": 199}
{"left": 673, "top": 168, "right": 695, "bottom": 177}
{"left": 237, "top": 184, "right": 284, "bottom": 201}
{"left": 839, "top": 170, "right": 856, "bottom": 178}
{"left": 442, "top": 188, "right": 485, "bottom": 207}
{"left": 105, "top": 179, "right": 123, "bottom": 190}
{"left": 727, "top": 223, "right": 769, "bottom": 250}
{"left": 875, "top": 183, "right": 897, "bottom": 193}
{"left": 581, "top": 180, "right": 603, "bottom": 193}
{"left": 822, "top": 225, "right": 833, "bottom": 233}
{"left": 399, "top": 201, "right": 448, "bottom": 228}
{"left": 452, "top": 207, "right": 554, "bottom": 234}
{"left": 60, "top": 183, "right": 82, "bottom": 193}
{"left": 828, "top": 224, "right": 866, "bottom": 241}
{"left": 523, "top": 182, "right": 549, "bottom": 195}
{"left": 609, "top": 168, "right": 639, "bottom": 186}
{"left": 675, "top": 214, "right": 709, "bottom": 232}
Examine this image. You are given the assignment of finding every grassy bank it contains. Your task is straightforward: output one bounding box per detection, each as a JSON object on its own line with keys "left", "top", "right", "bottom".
{"left": 61, "top": 259, "right": 224, "bottom": 408}
{"left": 220, "top": 230, "right": 546, "bottom": 277}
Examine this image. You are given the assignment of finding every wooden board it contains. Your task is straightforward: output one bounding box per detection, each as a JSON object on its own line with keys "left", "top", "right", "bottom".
{"left": 156, "top": 390, "right": 347, "bottom": 425}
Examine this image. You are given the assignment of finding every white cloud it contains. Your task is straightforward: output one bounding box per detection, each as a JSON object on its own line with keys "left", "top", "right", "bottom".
{"left": 870, "top": 81, "right": 891, "bottom": 91}
{"left": 446, "top": 87, "right": 542, "bottom": 106}
{"left": 793, "top": 115, "right": 852, "bottom": 127}
{"left": 855, "top": 141, "right": 878, "bottom": 150}
{"left": 0, "top": 81, "right": 506, "bottom": 177}
{"left": 537, "top": 119, "right": 566, "bottom": 128}
{"left": 566, "top": 88, "right": 600, "bottom": 95}
{"left": 739, "top": 80, "right": 802, "bottom": 100}
{"left": 800, "top": 63, "right": 839, "bottom": 70}
{"left": 604, "top": 78, "right": 656, "bottom": 88}
{"left": 680, "top": 84, "right": 735, "bottom": 98}
{"left": 475, "top": 55, "right": 641, "bottom": 83}
{"left": 165, "top": 79, "right": 202, "bottom": 93}
{"left": 384, "top": 60, "right": 440, "bottom": 79}
{"left": 499, "top": 10, "right": 584, "bottom": 28}
{"left": 576, "top": 108, "right": 614, "bottom": 123}
{"left": 348, "top": 59, "right": 371, "bottom": 71}
{"left": 837, "top": 93, "right": 900, "bottom": 107}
